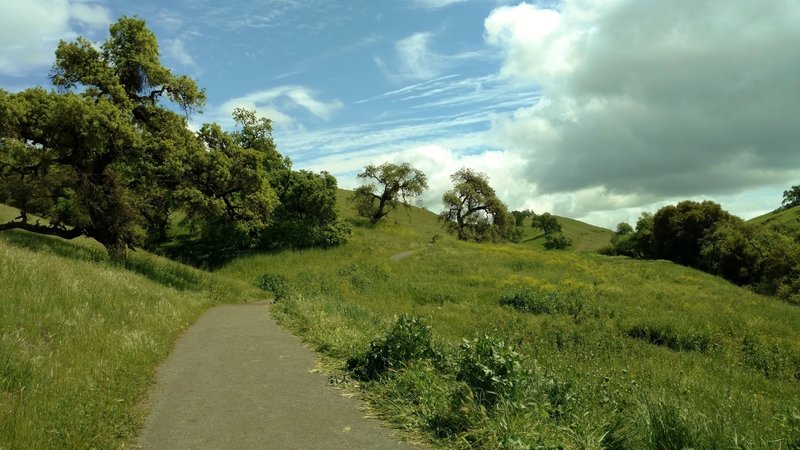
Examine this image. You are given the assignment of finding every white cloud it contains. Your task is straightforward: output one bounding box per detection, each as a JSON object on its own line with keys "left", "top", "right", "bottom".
{"left": 0, "top": 0, "right": 111, "bottom": 76}
{"left": 483, "top": 0, "right": 800, "bottom": 214}
{"left": 213, "top": 86, "right": 342, "bottom": 131}
{"left": 411, "top": 0, "right": 468, "bottom": 9}
{"left": 394, "top": 32, "right": 444, "bottom": 81}
{"left": 163, "top": 38, "right": 196, "bottom": 68}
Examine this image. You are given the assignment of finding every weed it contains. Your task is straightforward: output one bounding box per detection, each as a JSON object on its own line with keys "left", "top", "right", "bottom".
{"left": 255, "top": 272, "right": 293, "bottom": 301}
{"left": 457, "top": 335, "right": 526, "bottom": 409}
{"left": 500, "top": 286, "right": 584, "bottom": 317}
{"left": 626, "top": 323, "right": 712, "bottom": 352}
{"left": 346, "top": 315, "right": 438, "bottom": 381}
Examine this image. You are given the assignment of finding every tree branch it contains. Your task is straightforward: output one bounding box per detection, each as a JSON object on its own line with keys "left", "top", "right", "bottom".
{"left": 0, "top": 220, "right": 85, "bottom": 240}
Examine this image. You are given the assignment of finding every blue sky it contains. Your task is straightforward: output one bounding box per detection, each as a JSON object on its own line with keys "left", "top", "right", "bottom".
{"left": 2, "top": 0, "right": 799, "bottom": 228}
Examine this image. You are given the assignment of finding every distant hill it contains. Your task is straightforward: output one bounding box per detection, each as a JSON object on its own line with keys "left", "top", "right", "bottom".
{"left": 335, "top": 189, "right": 612, "bottom": 251}
{"left": 517, "top": 214, "right": 612, "bottom": 252}
{"left": 747, "top": 205, "right": 800, "bottom": 229}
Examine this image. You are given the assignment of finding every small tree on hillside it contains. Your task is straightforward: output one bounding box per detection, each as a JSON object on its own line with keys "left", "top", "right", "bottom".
{"left": 783, "top": 185, "right": 800, "bottom": 210}
{"left": 511, "top": 209, "right": 532, "bottom": 227}
{"left": 440, "top": 168, "right": 514, "bottom": 241}
{"left": 351, "top": 162, "right": 428, "bottom": 224}
{"left": 532, "top": 212, "right": 562, "bottom": 235}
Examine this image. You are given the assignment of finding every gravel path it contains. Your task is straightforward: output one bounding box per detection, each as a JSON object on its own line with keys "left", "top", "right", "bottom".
{"left": 137, "top": 303, "right": 417, "bottom": 449}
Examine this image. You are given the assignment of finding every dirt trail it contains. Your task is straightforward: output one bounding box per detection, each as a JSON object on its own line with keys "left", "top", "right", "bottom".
{"left": 137, "top": 303, "right": 417, "bottom": 449}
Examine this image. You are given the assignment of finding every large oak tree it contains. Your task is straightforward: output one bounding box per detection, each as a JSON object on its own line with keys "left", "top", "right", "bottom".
{"left": 0, "top": 17, "right": 348, "bottom": 261}
{"left": 440, "top": 168, "right": 513, "bottom": 242}
{"left": 351, "top": 162, "right": 428, "bottom": 224}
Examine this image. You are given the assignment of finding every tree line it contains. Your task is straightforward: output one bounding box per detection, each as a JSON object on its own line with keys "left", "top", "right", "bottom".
{"left": 351, "top": 163, "right": 570, "bottom": 248}
{"left": 0, "top": 16, "right": 571, "bottom": 264}
{"left": 0, "top": 17, "right": 348, "bottom": 267}
{"left": 602, "top": 190, "right": 800, "bottom": 304}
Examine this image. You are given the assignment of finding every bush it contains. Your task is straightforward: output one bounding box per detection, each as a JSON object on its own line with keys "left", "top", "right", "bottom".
{"left": 499, "top": 286, "right": 584, "bottom": 316}
{"left": 456, "top": 335, "right": 525, "bottom": 409}
{"left": 254, "top": 273, "right": 292, "bottom": 301}
{"left": 543, "top": 232, "right": 572, "bottom": 250}
{"left": 626, "top": 323, "right": 712, "bottom": 352}
{"left": 347, "top": 315, "right": 438, "bottom": 381}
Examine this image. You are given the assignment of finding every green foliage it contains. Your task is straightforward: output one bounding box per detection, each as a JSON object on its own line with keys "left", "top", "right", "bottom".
{"left": 440, "top": 168, "right": 514, "bottom": 242}
{"left": 255, "top": 273, "right": 292, "bottom": 301}
{"left": 0, "top": 17, "right": 206, "bottom": 258}
{"left": 351, "top": 162, "right": 428, "bottom": 224}
{"left": 531, "top": 212, "right": 562, "bottom": 235}
{"left": 0, "top": 18, "right": 348, "bottom": 263}
{"left": 652, "top": 200, "right": 733, "bottom": 268}
{"left": 346, "top": 315, "right": 438, "bottom": 381}
{"left": 543, "top": 232, "right": 572, "bottom": 250}
{"left": 510, "top": 210, "right": 531, "bottom": 227}
{"left": 457, "top": 335, "right": 525, "bottom": 409}
{"left": 626, "top": 323, "right": 712, "bottom": 352}
{"left": 601, "top": 222, "right": 638, "bottom": 257}
{"left": 604, "top": 200, "right": 800, "bottom": 304}
{"left": 782, "top": 184, "right": 800, "bottom": 210}
{"left": 263, "top": 170, "right": 351, "bottom": 249}
{"left": 499, "top": 286, "right": 585, "bottom": 316}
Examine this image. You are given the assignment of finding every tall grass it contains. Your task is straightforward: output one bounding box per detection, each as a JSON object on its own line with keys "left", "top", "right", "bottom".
{"left": 220, "top": 206, "right": 800, "bottom": 448}
{"left": 0, "top": 215, "right": 265, "bottom": 448}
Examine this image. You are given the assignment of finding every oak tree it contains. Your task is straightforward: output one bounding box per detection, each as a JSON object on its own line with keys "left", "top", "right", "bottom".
{"left": 352, "top": 162, "right": 428, "bottom": 224}
{"left": 440, "top": 168, "right": 513, "bottom": 241}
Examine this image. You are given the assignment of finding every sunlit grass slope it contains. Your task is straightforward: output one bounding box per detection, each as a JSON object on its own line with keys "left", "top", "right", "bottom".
{"left": 335, "top": 189, "right": 612, "bottom": 251}
{"left": 0, "top": 204, "right": 266, "bottom": 449}
{"left": 748, "top": 205, "right": 800, "bottom": 228}
{"left": 221, "top": 201, "right": 800, "bottom": 448}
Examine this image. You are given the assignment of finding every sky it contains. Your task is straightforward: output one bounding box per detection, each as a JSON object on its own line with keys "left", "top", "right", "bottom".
{"left": 1, "top": 0, "right": 799, "bottom": 228}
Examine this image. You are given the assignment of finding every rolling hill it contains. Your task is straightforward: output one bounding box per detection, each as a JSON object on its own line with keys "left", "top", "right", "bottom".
{"left": 747, "top": 205, "right": 800, "bottom": 229}
{"left": 2, "top": 196, "right": 799, "bottom": 448}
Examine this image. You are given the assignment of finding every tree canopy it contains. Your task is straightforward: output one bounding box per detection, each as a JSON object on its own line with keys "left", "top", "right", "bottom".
{"left": 783, "top": 184, "right": 800, "bottom": 210}
{"left": 351, "top": 162, "right": 428, "bottom": 224}
{"left": 0, "top": 17, "right": 348, "bottom": 263}
{"left": 440, "top": 168, "right": 513, "bottom": 242}
{"left": 531, "top": 212, "right": 562, "bottom": 235}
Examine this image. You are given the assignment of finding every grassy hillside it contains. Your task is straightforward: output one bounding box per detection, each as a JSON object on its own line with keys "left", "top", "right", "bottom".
{"left": 0, "top": 204, "right": 266, "bottom": 449}
{"left": 748, "top": 205, "right": 800, "bottom": 228}
{"left": 335, "top": 188, "right": 612, "bottom": 252}
{"left": 221, "top": 200, "right": 800, "bottom": 448}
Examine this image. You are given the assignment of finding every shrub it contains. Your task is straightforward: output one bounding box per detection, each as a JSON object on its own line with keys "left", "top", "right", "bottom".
{"left": 456, "top": 335, "right": 525, "bottom": 409}
{"left": 499, "top": 286, "right": 584, "bottom": 316}
{"left": 254, "top": 273, "right": 292, "bottom": 301}
{"left": 543, "top": 232, "right": 572, "bottom": 250}
{"left": 645, "top": 399, "right": 704, "bottom": 450}
{"left": 740, "top": 334, "right": 800, "bottom": 381}
{"left": 347, "top": 315, "right": 438, "bottom": 381}
{"left": 626, "top": 323, "right": 711, "bottom": 352}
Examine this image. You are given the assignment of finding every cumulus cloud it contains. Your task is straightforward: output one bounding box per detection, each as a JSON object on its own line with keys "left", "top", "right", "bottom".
{"left": 484, "top": 0, "right": 800, "bottom": 210}
{"left": 215, "top": 86, "right": 342, "bottom": 130}
{"left": 0, "top": 0, "right": 111, "bottom": 76}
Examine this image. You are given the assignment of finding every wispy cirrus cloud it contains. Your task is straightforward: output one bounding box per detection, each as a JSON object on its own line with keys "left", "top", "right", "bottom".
{"left": 377, "top": 31, "right": 491, "bottom": 82}
{"left": 211, "top": 86, "right": 343, "bottom": 130}
{"left": 410, "top": 0, "right": 468, "bottom": 9}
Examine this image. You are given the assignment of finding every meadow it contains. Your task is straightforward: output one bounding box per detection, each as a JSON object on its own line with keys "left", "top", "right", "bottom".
{"left": 221, "top": 198, "right": 800, "bottom": 449}
{"left": 2, "top": 196, "right": 800, "bottom": 448}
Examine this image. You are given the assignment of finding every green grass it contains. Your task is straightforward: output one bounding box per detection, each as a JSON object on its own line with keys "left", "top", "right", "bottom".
{"left": 0, "top": 204, "right": 267, "bottom": 449}
{"left": 748, "top": 205, "right": 800, "bottom": 229}
{"left": 221, "top": 200, "right": 800, "bottom": 448}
